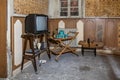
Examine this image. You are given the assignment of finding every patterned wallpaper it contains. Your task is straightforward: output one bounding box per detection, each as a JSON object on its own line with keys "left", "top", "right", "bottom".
{"left": 14, "top": 0, "right": 120, "bottom": 17}
{"left": 14, "top": 0, "right": 48, "bottom": 15}
{"left": 85, "top": 0, "right": 120, "bottom": 17}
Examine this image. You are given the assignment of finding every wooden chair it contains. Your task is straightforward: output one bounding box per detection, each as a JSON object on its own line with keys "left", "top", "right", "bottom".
{"left": 48, "top": 31, "right": 79, "bottom": 61}
{"left": 21, "top": 33, "right": 51, "bottom": 73}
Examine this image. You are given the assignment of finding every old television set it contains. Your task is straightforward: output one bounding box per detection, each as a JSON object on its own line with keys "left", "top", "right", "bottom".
{"left": 25, "top": 14, "right": 48, "bottom": 34}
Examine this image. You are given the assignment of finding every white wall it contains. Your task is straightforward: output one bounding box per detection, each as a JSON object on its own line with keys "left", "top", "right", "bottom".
{"left": 7, "top": 0, "right": 14, "bottom": 48}
{"left": 7, "top": 0, "right": 26, "bottom": 78}
{"left": 7, "top": 0, "right": 14, "bottom": 79}
{"left": 48, "top": 0, "right": 60, "bottom": 18}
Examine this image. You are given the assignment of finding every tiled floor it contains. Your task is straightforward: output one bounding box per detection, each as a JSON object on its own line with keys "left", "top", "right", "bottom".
{"left": 12, "top": 52, "right": 120, "bottom": 80}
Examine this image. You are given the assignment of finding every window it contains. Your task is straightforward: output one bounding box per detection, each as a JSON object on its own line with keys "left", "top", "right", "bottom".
{"left": 60, "top": 0, "right": 68, "bottom": 16}
{"left": 60, "top": 0, "right": 79, "bottom": 17}
{"left": 48, "top": 0, "right": 82, "bottom": 18}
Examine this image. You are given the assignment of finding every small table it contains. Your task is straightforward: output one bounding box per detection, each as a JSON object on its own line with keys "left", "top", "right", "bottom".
{"left": 78, "top": 41, "right": 104, "bottom": 56}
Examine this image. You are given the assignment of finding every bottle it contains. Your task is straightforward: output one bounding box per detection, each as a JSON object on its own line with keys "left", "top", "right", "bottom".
{"left": 87, "top": 38, "right": 90, "bottom": 44}
{"left": 52, "top": 31, "right": 55, "bottom": 38}
{"left": 87, "top": 38, "right": 90, "bottom": 47}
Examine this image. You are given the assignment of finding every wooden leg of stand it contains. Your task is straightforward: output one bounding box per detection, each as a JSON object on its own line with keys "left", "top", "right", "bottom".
{"left": 38, "top": 54, "right": 40, "bottom": 60}
{"left": 94, "top": 48, "right": 96, "bottom": 56}
{"left": 21, "top": 56, "right": 24, "bottom": 72}
{"left": 67, "top": 47, "right": 79, "bottom": 56}
{"left": 55, "top": 47, "right": 66, "bottom": 61}
{"left": 32, "top": 57, "right": 38, "bottom": 74}
{"left": 47, "top": 39, "right": 51, "bottom": 59}
{"left": 81, "top": 47, "right": 84, "bottom": 56}
{"left": 47, "top": 49, "right": 51, "bottom": 59}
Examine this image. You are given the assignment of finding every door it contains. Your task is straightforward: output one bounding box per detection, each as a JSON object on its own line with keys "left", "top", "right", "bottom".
{"left": 0, "top": 0, "right": 7, "bottom": 78}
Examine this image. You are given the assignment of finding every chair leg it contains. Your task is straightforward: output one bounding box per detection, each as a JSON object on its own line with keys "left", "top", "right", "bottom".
{"left": 32, "top": 57, "right": 38, "bottom": 74}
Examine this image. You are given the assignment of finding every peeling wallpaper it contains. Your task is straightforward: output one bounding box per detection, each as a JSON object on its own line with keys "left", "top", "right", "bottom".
{"left": 14, "top": 0, "right": 48, "bottom": 15}
{"left": 85, "top": 0, "right": 120, "bottom": 17}
{"left": 14, "top": 0, "right": 120, "bottom": 17}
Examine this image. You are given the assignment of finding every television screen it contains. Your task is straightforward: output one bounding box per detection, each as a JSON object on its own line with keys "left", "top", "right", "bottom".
{"left": 36, "top": 16, "right": 47, "bottom": 31}
{"left": 25, "top": 14, "right": 48, "bottom": 34}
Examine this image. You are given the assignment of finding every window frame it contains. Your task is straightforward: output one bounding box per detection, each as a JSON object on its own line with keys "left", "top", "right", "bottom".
{"left": 59, "top": 0, "right": 82, "bottom": 18}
